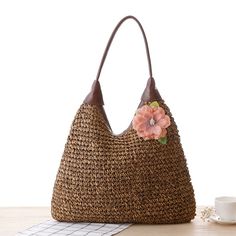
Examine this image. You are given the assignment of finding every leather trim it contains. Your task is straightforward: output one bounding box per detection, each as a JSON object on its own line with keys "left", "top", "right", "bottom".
{"left": 83, "top": 80, "right": 104, "bottom": 105}
{"left": 140, "top": 77, "right": 162, "bottom": 104}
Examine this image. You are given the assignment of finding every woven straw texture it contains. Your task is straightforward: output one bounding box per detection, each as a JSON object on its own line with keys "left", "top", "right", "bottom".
{"left": 51, "top": 100, "right": 196, "bottom": 224}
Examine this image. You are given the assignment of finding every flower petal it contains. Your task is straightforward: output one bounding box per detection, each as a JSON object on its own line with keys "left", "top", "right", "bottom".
{"left": 135, "top": 115, "right": 146, "bottom": 124}
{"left": 136, "top": 105, "right": 152, "bottom": 115}
{"left": 143, "top": 135, "right": 153, "bottom": 140}
{"left": 153, "top": 107, "right": 165, "bottom": 121}
{"left": 157, "top": 115, "right": 171, "bottom": 128}
{"left": 160, "top": 128, "right": 167, "bottom": 138}
{"left": 139, "top": 122, "right": 150, "bottom": 131}
{"left": 132, "top": 115, "right": 146, "bottom": 130}
{"left": 147, "top": 125, "right": 162, "bottom": 137}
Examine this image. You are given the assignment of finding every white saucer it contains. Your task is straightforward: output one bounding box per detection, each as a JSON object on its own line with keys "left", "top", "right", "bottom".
{"left": 209, "top": 215, "right": 236, "bottom": 225}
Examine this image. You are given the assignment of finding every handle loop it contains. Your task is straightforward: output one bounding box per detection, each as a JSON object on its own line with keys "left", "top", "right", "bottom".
{"left": 96, "top": 15, "right": 153, "bottom": 81}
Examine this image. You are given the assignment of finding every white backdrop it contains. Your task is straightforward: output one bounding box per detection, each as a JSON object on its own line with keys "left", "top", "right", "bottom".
{"left": 1, "top": 0, "right": 236, "bottom": 207}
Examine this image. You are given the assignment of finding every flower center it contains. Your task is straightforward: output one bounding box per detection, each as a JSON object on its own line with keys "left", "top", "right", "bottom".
{"left": 149, "top": 118, "right": 156, "bottom": 126}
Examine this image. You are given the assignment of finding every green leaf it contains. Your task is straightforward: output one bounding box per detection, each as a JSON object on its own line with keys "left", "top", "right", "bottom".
{"left": 149, "top": 101, "right": 159, "bottom": 108}
{"left": 158, "top": 137, "right": 167, "bottom": 144}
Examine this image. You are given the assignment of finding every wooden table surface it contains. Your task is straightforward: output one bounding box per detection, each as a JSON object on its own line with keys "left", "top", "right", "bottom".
{"left": 0, "top": 206, "right": 235, "bottom": 236}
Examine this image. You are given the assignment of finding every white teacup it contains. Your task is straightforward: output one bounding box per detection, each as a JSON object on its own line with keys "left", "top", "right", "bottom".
{"left": 215, "top": 196, "right": 236, "bottom": 221}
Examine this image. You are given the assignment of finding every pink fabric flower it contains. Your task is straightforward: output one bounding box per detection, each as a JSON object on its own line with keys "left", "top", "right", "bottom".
{"left": 132, "top": 104, "right": 171, "bottom": 140}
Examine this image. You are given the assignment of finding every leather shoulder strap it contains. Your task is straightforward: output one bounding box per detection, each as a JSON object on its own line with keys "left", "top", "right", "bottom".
{"left": 84, "top": 16, "right": 162, "bottom": 106}
{"left": 96, "top": 15, "right": 153, "bottom": 81}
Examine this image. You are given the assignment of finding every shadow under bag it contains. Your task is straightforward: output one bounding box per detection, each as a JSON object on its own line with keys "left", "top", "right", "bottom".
{"left": 51, "top": 15, "right": 196, "bottom": 224}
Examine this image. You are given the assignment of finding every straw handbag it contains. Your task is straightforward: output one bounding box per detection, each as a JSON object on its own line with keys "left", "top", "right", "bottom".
{"left": 51, "top": 16, "right": 196, "bottom": 224}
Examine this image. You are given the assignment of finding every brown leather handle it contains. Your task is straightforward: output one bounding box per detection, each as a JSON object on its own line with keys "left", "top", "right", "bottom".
{"left": 96, "top": 15, "right": 153, "bottom": 81}
{"left": 84, "top": 16, "right": 162, "bottom": 109}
